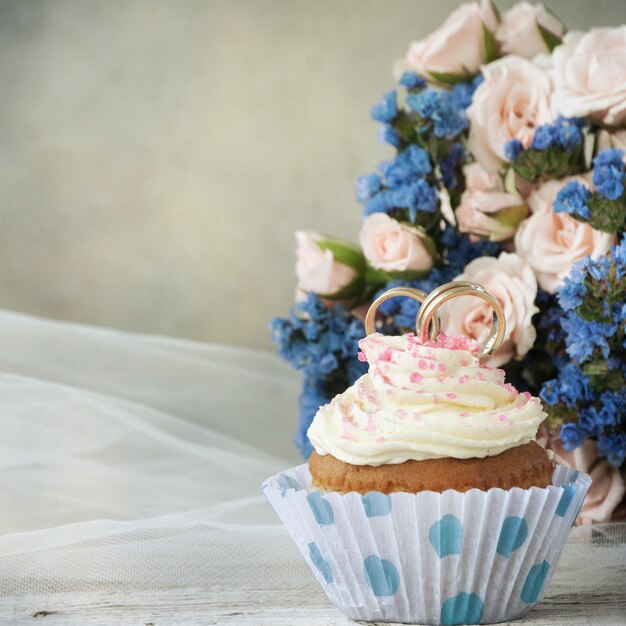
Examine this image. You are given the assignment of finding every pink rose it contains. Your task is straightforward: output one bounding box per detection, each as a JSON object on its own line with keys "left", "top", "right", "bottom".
{"left": 394, "top": 0, "right": 498, "bottom": 79}
{"left": 467, "top": 55, "right": 555, "bottom": 172}
{"left": 359, "top": 214, "right": 434, "bottom": 273}
{"left": 554, "top": 27, "right": 626, "bottom": 126}
{"left": 496, "top": 2, "right": 564, "bottom": 59}
{"left": 443, "top": 252, "right": 538, "bottom": 366}
{"left": 514, "top": 179, "right": 615, "bottom": 293}
{"left": 456, "top": 163, "right": 528, "bottom": 241}
{"left": 295, "top": 231, "right": 360, "bottom": 297}
{"left": 538, "top": 430, "right": 625, "bottom": 525}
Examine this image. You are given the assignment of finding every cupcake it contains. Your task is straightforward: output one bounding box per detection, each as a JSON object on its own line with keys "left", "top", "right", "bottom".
{"left": 263, "top": 284, "right": 591, "bottom": 625}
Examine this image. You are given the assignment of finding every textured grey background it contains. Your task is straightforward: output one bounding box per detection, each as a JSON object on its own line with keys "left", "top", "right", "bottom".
{"left": 1, "top": 0, "right": 625, "bottom": 349}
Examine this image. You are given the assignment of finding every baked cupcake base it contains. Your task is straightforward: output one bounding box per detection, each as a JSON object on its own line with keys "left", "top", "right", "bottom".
{"left": 309, "top": 441, "right": 554, "bottom": 494}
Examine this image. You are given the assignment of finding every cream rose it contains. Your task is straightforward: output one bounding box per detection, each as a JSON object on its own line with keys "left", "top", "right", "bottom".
{"left": 514, "top": 179, "right": 615, "bottom": 293}
{"left": 394, "top": 0, "right": 498, "bottom": 79}
{"left": 537, "top": 430, "right": 625, "bottom": 525}
{"left": 359, "top": 214, "right": 433, "bottom": 273}
{"left": 295, "top": 231, "right": 359, "bottom": 296}
{"left": 467, "top": 55, "right": 555, "bottom": 172}
{"left": 554, "top": 27, "right": 626, "bottom": 126}
{"left": 496, "top": 2, "right": 564, "bottom": 59}
{"left": 456, "top": 163, "right": 528, "bottom": 241}
{"left": 443, "top": 252, "right": 538, "bottom": 366}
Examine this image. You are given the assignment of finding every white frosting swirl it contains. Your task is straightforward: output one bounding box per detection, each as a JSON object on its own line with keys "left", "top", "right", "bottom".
{"left": 307, "top": 333, "right": 546, "bottom": 466}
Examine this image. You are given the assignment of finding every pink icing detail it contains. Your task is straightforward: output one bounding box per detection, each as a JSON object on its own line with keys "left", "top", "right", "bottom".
{"left": 376, "top": 436, "right": 387, "bottom": 443}
{"left": 447, "top": 393, "right": 457, "bottom": 399}
{"left": 418, "top": 359, "right": 428, "bottom": 369}
{"left": 460, "top": 360, "right": 470, "bottom": 367}
{"left": 430, "top": 362, "right": 436, "bottom": 370}
{"left": 437, "top": 375, "right": 446, "bottom": 383}
{"left": 397, "top": 409, "right": 407, "bottom": 420}
{"left": 498, "top": 414, "right": 507, "bottom": 421}
{"left": 413, "top": 413, "right": 423, "bottom": 420}
{"left": 459, "top": 411, "right": 470, "bottom": 417}
{"left": 341, "top": 429, "right": 356, "bottom": 441}
{"left": 410, "top": 372, "right": 423, "bottom": 383}
{"left": 522, "top": 391, "right": 532, "bottom": 401}
{"left": 378, "top": 347, "right": 395, "bottom": 362}
{"left": 438, "top": 363, "right": 447, "bottom": 372}
{"left": 503, "top": 383, "right": 518, "bottom": 394}
{"left": 459, "top": 375, "right": 470, "bottom": 384}
{"left": 357, "top": 351, "right": 367, "bottom": 362}
{"left": 366, "top": 415, "right": 377, "bottom": 432}
{"left": 476, "top": 372, "right": 486, "bottom": 381}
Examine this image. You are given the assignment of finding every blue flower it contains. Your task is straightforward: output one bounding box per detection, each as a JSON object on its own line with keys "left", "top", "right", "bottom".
{"left": 561, "top": 314, "right": 616, "bottom": 361}
{"left": 398, "top": 71, "right": 425, "bottom": 89}
{"left": 371, "top": 91, "right": 397, "bottom": 123}
{"left": 557, "top": 263, "right": 588, "bottom": 311}
{"left": 439, "top": 143, "right": 466, "bottom": 190}
{"left": 560, "top": 422, "right": 586, "bottom": 450}
{"left": 355, "top": 173, "right": 382, "bottom": 203}
{"left": 553, "top": 181, "right": 592, "bottom": 219}
{"left": 377, "top": 124, "right": 402, "bottom": 147}
{"left": 531, "top": 124, "right": 557, "bottom": 151}
{"left": 407, "top": 88, "right": 437, "bottom": 118}
{"left": 505, "top": 139, "right": 523, "bottom": 162}
{"left": 556, "top": 119, "right": 583, "bottom": 150}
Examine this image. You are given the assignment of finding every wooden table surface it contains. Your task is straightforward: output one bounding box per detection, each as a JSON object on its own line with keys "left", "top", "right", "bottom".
{"left": 3, "top": 582, "right": 625, "bottom": 625}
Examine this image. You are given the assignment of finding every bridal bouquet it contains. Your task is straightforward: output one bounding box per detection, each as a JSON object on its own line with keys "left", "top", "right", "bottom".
{"left": 271, "top": 1, "right": 626, "bottom": 523}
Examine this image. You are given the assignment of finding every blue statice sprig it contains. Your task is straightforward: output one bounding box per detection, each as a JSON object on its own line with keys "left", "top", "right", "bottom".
{"left": 539, "top": 239, "right": 626, "bottom": 466}
{"left": 506, "top": 117, "right": 586, "bottom": 182}
{"left": 356, "top": 144, "right": 439, "bottom": 225}
{"left": 553, "top": 148, "right": 626, "bottom": 234}
{"left": 270, "top": 293, "right": 367, "bottom": 457}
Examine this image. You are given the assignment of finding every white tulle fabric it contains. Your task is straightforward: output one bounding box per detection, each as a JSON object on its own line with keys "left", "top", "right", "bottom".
{"left": 0, "top": 309, "right": 624, "bottom": 610}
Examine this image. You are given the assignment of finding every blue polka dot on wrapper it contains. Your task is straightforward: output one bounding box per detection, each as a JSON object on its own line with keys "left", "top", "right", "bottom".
{"left": 362, "top": 492, "right": 392, "bottom": 517}
{"left": 308, "top": 542, "right": 333, "bottom": 583}
{"left": 441, "top": 592, "right": 484, "bottom": 625}
{"left": 306, "top": 491, "right": 334, "bottom": 525}
{"left": 363, "top": 555, "right": 400, "bottom": 596}
{"left": 497, "top": 516, "right": 528, "bottom": 558}
{"left": 277, "top": 473, "right": 302, "bottom": 497}
{"left": 555, "top": 484, "right": 575, "bottom": 517}
{"left": 521, "top": 560, "right": 550, "bottom": 604}
{"left": 429, "top": 514, "right": 463, "bottom": 557}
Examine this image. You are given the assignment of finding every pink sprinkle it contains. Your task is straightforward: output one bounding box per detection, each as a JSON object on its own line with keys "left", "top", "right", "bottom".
{"left": 447, "top": 393, "right": 457, "bottom": 399}
{"left": 357, "top": 351, "right": 367, "bottom": 362}
{"left": 376, "top": 436, "right": 387, "bottom": 443}
{"left": 498, "top": 414, "right": 506, "bottom": 421}
{"left": 378, "top": 347, "right": 395, "bottom": 362}
{"left": 413, "top": 413, "right": 423, "bottom": 420}
{"left": 341, "top": 429, "right": 356, "bottom": 441}
{"left": 438, "top": 363, "right": 447, "bottom": 372}
{"left": 503, "top": 383, "right": 518, "bottom": 394}
{"left": 509, "top": 419, "right": 515, "bottom": 427}
{"left": 437, "top": 375, "right": 446, "bottom": 383}
{"left": 430, "top": 362, "right": 436, "bottom": 370}
{"left": 459, "top": 375, "right": 470, "bottom": 384}
{"left": 410, "top": 372, "right": 423, "bottom": 383}
{"left": 477, "top": 372, "right": 486, "bottom": 381}
{"left": 460, "top": 360, "right": 470, "bottom": 367}
{"left": 397, "top": 409, "right": 408, "bottom": 420}
{"left": 418, "top": 359, "right": 428, "bottom": 369}
{"left": 459, "top": 411, "right": 469, "bottom": 417}
{"left": 522, "top": 391, "right": 532, "bottom": 401}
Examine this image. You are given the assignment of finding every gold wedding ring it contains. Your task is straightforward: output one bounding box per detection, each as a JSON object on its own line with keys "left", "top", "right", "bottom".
{"left": 364, "top": 287, "right": 441, "bottom": 339}
{"left": 364, "top": 281, "right": 507, "bottom": 363}
{"left": 416, "top": 281, "right": 506, "bottom": 363}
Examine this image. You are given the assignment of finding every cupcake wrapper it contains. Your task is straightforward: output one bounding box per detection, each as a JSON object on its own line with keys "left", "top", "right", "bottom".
{"left": 262, "top": 464, "right": 591, "bottom": 625}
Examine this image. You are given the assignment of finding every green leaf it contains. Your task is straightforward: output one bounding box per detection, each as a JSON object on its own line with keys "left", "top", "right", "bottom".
{"left": 364, "top": 265, "right": 391, "bottom": 286}
{"left": 483, "top": 22, "right": 499, "bottom": 63}
{"left": 317, "top": 239, "right": 365, "bottom": 273}
{"left": 495, "top": 203, "right": 529, "bottom": 227}
{"left": 538, "top": 21, "right": 562, "bottom": 52}
{"left": 427, "top": 69, "right": 475, "bottom": 85}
